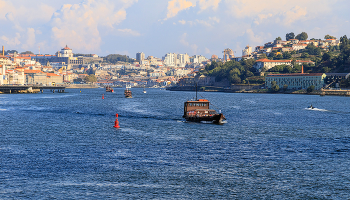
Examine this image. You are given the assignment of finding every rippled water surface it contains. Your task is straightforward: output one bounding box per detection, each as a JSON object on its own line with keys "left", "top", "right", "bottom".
{"left": 1, "top": 88, "right": 350, "bottom": 199}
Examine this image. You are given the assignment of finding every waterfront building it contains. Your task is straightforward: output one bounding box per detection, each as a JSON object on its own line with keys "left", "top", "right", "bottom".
{"left": 265, "top": 73, "right": 326, "bottom": 90}
{"left": 254, "top": 58, "right": 292, "bottom": 71}
{"left": 324, "top": 73, "right": 350, "bottom": 88}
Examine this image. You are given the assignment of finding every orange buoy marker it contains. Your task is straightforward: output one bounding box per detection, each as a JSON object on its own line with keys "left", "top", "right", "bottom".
{"left": 102, "top": 94, "right": 104, "bottom": 99}
{"left": 113, "top": 113, "right": 120, "bottom": 128}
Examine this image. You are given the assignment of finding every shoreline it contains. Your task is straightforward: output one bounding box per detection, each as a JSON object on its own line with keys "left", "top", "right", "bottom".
{"left": 166, "top": 86, "right": 350, "bottom": 97}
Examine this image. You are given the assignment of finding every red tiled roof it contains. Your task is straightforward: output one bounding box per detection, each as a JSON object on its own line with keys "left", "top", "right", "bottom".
{"left": 267, "top": 73, "right": 324, "bottom": 77}
{"left": 47, "top": 73, "right": 60, "bottom": 77}
{"left": 24, "top": 70, "right": 43, "bottom": 74}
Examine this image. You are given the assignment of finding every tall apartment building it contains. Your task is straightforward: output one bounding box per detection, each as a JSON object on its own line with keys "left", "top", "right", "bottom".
{"left": 191, "top": 55, "right": 207, "bottom": 63}
{"left": 177, "top": 53, "right": 190, "bottom": 67}
{"left": 163, "top": 53, "right": 177, "bottom": 67}
{"left": 136, "top": 52, "right": 145, "bottom": 62}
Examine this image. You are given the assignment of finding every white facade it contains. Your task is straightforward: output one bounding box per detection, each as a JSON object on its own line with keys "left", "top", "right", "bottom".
{"left": 177, "top": 53, "right": 190, "bottom": 67}
{"left": 191, "top": 55, "right": 207, "bottom": 64}
{"left": 242, "top": 45, "right": 253, "bottom": 56}
{"left": 254, "top": 59, "right": 292, "bottom": 71}
{"left": 163, "top": 53, "right": 177, "bottom": 67}
{"left": 57, "top": 45, "right": 73, "bottom": 57}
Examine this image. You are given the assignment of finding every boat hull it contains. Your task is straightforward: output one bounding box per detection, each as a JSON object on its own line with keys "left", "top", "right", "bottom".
{"left": 184, "top": 113, "right": 225, "bottom": 124}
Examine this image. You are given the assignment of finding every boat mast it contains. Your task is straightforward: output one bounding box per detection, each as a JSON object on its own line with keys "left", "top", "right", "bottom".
{"left": 195, "top": 83, "right": 198, "bottom": 100}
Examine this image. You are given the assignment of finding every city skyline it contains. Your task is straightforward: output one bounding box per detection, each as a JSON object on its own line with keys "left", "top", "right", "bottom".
{"left": 0, "top": 0, "right": 349, "bottom": 58}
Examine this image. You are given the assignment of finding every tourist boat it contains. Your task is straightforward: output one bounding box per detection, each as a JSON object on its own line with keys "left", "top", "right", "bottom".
{"left": 143, "top": 88, "right": 147, "bottom": 93}
{"left": 124, "top": 85, "right": 132, "bottom": 98}
{"left": 183, "top": 87, "right": 225, "bottom": 124}
{"left": 106, "top": 85, "right": 114, "bottom": 92}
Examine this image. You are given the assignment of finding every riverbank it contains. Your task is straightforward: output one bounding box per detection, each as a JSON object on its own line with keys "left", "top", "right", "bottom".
{"left": 65, "top": 84, "right": 98, "bottom": 89}
{"left": 166, "top": 86, "right": 350, "bottom": 97}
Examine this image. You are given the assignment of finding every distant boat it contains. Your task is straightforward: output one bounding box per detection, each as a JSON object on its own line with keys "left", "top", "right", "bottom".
{"left": 124, "top": 85, "right": 132, "bottom": 98}
{"left": 106, "top": 86, "right": 114, "bottom": 92}
{"left": 143, "top": 88, "right": 147, "bottom": 93}
{"left": 183, "top": 85, "right": 225, "bottom": 124}
{"left": 308, "top": 104, "right": 315, "bottom": 109}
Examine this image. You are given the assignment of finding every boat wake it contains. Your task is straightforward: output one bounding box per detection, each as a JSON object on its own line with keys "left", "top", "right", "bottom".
{"left": 305, "top": 108, "right": 328, "bottom": 112}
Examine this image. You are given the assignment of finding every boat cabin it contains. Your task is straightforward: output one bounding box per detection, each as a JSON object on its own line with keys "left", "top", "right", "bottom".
{"left": 184, "top": 99, "right": 214, "bottom": 117}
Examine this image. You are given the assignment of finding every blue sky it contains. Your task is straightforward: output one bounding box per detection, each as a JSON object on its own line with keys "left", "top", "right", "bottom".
{"left": 0, "top": 0, "right": 349, "bottom": 58}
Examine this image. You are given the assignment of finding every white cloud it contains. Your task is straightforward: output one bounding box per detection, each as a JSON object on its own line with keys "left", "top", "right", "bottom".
{"left": 165, "top": 0, "right": 195, "bottom": 20}
{"left": 50, "top": 0, "right": 137, "bottom": 51}
{"left": 1, "top": 33, "right": 21, "bottom": 46}
{"left": 224, "top": 0, "right": 333, "bottom": 26}
{"left": 283, "top": 6, "right": 307, "bottom": 25}
{"left": 178, "top": 20, "right": 186, "bottom": 24}
{"left": 117, "top": 29, "right": 141, "bottom": 36}
{"left": 178, "top": 17, "right": 220, "bottom": 27}
{"left": 22, "top": 28, "right": 36, "bottom": 50}
{"left": 245, "top": 29, "right": 263, "bottom": 44}
{"left": 198, "top": 0, "right": 221, "bottom": 12}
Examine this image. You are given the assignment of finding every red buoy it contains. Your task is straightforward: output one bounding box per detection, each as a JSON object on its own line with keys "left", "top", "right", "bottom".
{"left": 113, "top": 113, "right": 120, "bottom": 128}
{"left": 102, "top": 94, "right": 104, "bottom": 99}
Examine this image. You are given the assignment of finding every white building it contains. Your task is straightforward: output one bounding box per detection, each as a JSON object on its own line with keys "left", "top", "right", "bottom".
{"left": 56, "top": 45, "right": 73, "bottom": 57}
{"left": 163, "top": 53, "right": 177, "bottom": 67}
{"left": 254, "top": 58, "right": 292, "bottom": 71}
{"left": 177, "top": 53, "right": 190, "bottom": 67}
{"left": 191, "top": 55, "right": 207, "bottom": 64}
{"left": 242, "top": 45, "right": 253, "bottom": 56}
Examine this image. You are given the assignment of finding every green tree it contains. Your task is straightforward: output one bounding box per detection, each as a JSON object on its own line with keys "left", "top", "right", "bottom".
{"left": 276, "top": 36, "right": 282, "bottom": 40}
{"left": 271, "top": 81, "right": 280, "bottom": 92}
{"left": 5, "top": 50, "right": 18, "bottom": 55}
{"left": 301, "top": 52, "right": 309, "bottom": 58}
{"left": 324, "top": 34, "right": 336, "bottom": 39}
{"left": 274, "top": 53, "right": 283, "bottom": 60}
{"left": 104, "top": 54, "right": 134, "bottom": 64}
{"left": 286, "top": 32, "right": 295, "bottom": 41}
{"left": 283, "top": 66, "right": 292, "bottom": 73}
{"left": 305, "top": 43, "right": 321, "bottom": 55}
{"left": 283, "top": 51, "right": 292, "bottom": 59}
{"left": 283, "top": 84, "right": 288, "bottom": 91}
{"left": 295, "top": 32, "right": 308, "bottom": 40}
{"left": 86, "top": 68, "right": 95, "bottom": 75}
{"left": 322, "top": 52, "right": 331, "bottom": 61}
{"left": 73, "top": 78, "right": 83, "bottom": 83}
{"left": 321, "top": 67, "right": 331, "bottom": 73}
{"left": 84, "top": 74, "right": 97, "bottom": 83}
{"left": 258, "top": 54, "right": 267, "bottom": 59}
{"left": 20, "top": 51, "right": 34, "bottom": 54}
{"left": 307, "top": 85, "right": 315, "bottom": 93}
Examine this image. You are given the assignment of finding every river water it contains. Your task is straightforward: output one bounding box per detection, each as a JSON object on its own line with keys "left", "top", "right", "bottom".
{"left": 1, "top": 88, "right": 350, "bottom": 199}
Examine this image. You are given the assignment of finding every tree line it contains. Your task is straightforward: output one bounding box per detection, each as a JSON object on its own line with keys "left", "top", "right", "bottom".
{"left": 201, "top": 59, "right": 256, "bottom": 84}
